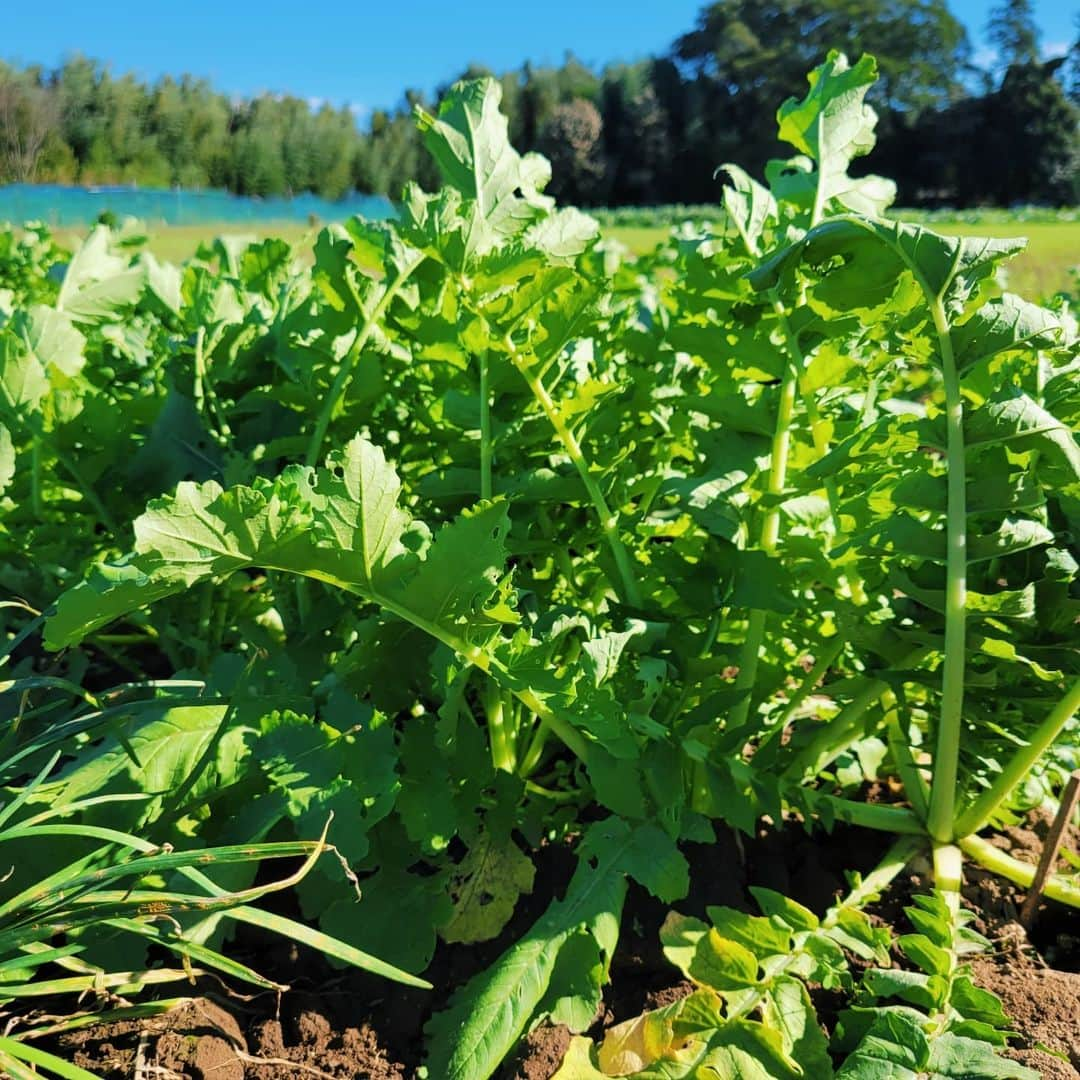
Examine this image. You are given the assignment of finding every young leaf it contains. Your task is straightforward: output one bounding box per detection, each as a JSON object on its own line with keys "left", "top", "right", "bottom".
{"left": 774, "top": 51, "right": 896, "bottom": 219}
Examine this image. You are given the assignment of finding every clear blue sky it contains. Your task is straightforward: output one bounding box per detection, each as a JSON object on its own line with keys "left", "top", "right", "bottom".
{"left": 4, "top": 1, "right": 1076, "bottom": 119}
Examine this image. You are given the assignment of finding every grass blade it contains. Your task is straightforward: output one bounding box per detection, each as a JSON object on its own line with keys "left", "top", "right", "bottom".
{"left": 0, "top": 1038, "right": 102, "bottom": 1080}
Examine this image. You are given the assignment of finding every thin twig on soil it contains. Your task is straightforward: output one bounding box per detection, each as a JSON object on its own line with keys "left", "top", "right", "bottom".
{"left": 1019, "top": 770, "right": 1080, "bottom": 928}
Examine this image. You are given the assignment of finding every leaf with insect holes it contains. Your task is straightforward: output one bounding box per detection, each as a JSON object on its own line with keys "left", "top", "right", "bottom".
{"left": 441, "top": 830, "right": 535, "bottom": 945}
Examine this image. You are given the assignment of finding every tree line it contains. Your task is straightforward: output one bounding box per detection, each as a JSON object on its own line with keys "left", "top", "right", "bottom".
{"left": 1, "top": 0, "right": 1077, "bottom": 207}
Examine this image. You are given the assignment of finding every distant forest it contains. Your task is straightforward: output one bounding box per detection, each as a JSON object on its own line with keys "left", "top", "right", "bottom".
{"left": 1, "top": 0, "right": 1077, "bottom": 207}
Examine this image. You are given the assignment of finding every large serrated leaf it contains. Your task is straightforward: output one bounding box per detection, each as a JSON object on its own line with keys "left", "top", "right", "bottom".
{"left": 750, "top": 217, "right": 1025, "bottom": 311}
{"left": 44, "top": 436, "right": 507, "bottom": 655}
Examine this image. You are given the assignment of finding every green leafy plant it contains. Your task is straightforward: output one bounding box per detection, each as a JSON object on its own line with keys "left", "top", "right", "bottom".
{"left": 550, "top": 854, "right": 896, "bottom": 1079}
{"left": 834, "top": 893, "right": 1036, "bottom": 1080}
{"left": 551, "top": 870, "right": 1035, "bottom": 1080}
{"left": 649, "top": 50, "right": 1080, "bottom": 903}
{"left": 1, "top": 51, "right": 1076, "bottom": 1080}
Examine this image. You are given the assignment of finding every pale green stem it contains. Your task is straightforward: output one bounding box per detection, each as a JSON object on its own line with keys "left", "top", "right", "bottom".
{"left": 192, "top": 326, "right": 231, "bottom": 443}
{"left": 766, "top": 640, "right": 844, "bottom": 741}
{"left": 752, "top": 641, "right": 844, "bottom": 766}
{"left": 801, "top": 384, "right": 868, "bottom": 605}
{"left": 886, "top": 711, "right": 929, "bottom": 822}
{"left": 192, "top": 325, "right": 206, "bottom": 414}
{"left": 725, "top": 758, "right": 923, "bottom": 834}
{"left": 932, "top": 843, "right": 964, "bottom": 910}
{"left": 795, "top": 789, "right": 926, "bottom": 835}
{"left": 810, "top": 163, "right": 828, "bottom": 231}
{"left": 954, "top": 677, "right": 1080, "bottom": 837}
{"left": 801, "top": 386, "right": 831, "bottom": 457}
{"left": 781, "top": 647, "right": 932, "bottom": 782}
{"left": 781, "top": 679, "right": 887, "bottom": 781}
{"left": 729, "top": 609, "right": 769, "bottom": 729}
{"left": 761, "top": 313, "right": 800, "bottom": 558}
{"left": 829, "top": 834, "right": 924, "bottom": 913}
{"left": 960, "top": 834, "right": 1080, "bottom": 908}
{"left": 728, "top": 301, "right": 800, "bottom": 730}
{"left": 517, "top": 721, "right": 550, "bottom": 778}
{"left": 523, "top": 779, "right": 581, "bottom": 803}
{"left": 292, "top": 570, "right": 594, "bottom": 767}
{"left": 305, "top": 265, "right": 416, "bottom": 468}
{"left": 926, "top": 297, "right": 968, "bottom": 844}
{"left": 478, "top": 349, "right": 493, "bottom": 500}
{"left": 699, "top": 609, "right": 722, "bottom": 659}
{"left": 484, "top": 679, "right": 515, "bottom": 773}
{"left": 515, "top": 363, "right": 642, "bottom": 607}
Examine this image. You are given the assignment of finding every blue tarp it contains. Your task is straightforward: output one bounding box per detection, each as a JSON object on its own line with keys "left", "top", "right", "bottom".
{"left": 0, "top": 184, "right": 396, "bottom": 227}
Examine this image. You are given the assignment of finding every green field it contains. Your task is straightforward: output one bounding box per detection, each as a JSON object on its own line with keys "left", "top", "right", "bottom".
{"left": 54, "top": 221, "right": 313, "bottom": 264}
{"left": 610, "top": 221, "right": 1080, "bottom": 300}
{"left": 606, "top": 220, "right": 1079, "bottom": 300}
{"left": 53, "top": 215, "right": 1077, "bottom": 301}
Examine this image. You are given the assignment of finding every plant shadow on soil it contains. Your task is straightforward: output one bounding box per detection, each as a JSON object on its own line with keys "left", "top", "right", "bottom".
{"left": 41, "top": 812, "right": 1080, "bottom": 1079}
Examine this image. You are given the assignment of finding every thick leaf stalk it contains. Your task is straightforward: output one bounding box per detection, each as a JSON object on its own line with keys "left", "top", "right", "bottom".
{"left": 478, "top": 349, "right": 493, "bottom": 500}
{"left": 926, "top": 298, "right": 967, "bottom": 844}
{"left": 961, "top": 834, "right": 1080, "bottom": 908}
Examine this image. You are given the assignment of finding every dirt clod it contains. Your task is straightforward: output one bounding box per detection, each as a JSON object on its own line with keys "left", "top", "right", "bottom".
{"left": 507, "top": 1024, "right": 573, "bottom": 1080}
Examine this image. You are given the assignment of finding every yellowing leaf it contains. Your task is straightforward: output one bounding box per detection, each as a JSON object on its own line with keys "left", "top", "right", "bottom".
{"left": 441, "top": 831, "right": 535, "bottom": 945}
{"left": 551, "top": 1036, "right": 608, "bottom": 1079}
{"left": 597, "top": 1003, "right": 681, "bottom": 1074}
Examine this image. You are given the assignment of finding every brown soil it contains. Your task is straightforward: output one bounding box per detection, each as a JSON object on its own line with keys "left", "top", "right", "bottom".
{"left": 55, "top": 996, "right": 407, "bottom": 1080}
{"left": 38, "top": 812, "right": 1080, "bottom": 1079}
{"left": 974, "top": 955, "right": 1080, "bottom": 1080}
{"left": 506, "top": 1025, "right": 573, "bottom": 1080}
